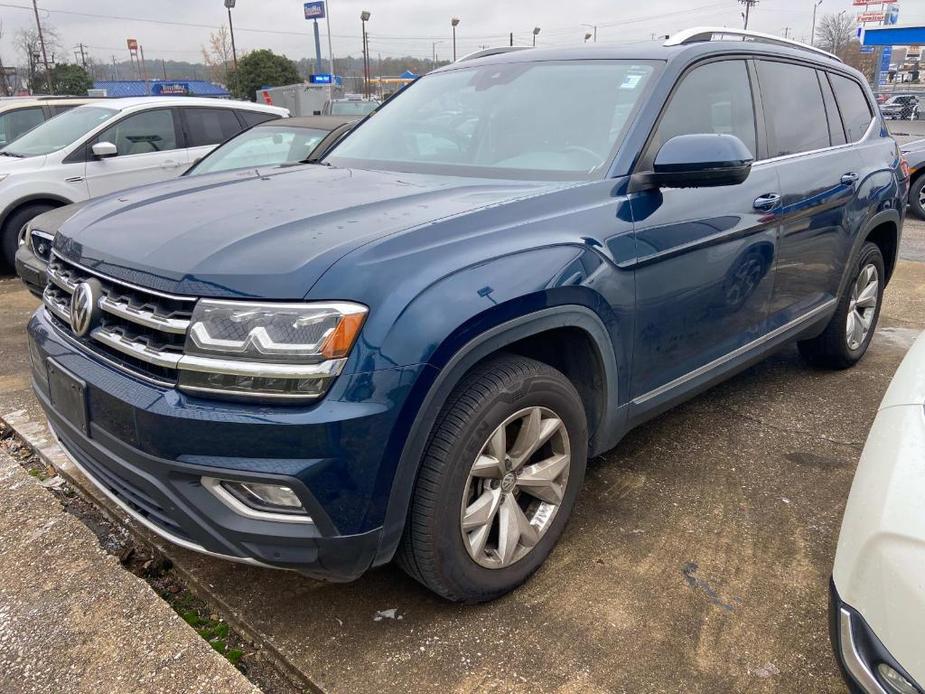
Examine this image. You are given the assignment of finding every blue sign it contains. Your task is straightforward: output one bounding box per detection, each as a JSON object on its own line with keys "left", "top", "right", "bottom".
{"left": 304, "top": 1, "right": 325, "bottom": 20}
{"left": 310, "top": 73, "right": 333, "bottom": 84}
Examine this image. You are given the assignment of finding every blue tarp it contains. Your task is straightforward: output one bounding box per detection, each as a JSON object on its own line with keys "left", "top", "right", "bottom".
{"left": 93, "top": 80, "right": 230, "bottom": 98}
{"left": 399, "top": 70, "right": 417, "bottom": 79}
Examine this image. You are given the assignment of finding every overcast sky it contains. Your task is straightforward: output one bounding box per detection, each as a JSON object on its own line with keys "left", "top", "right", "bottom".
{"left": 2, "top": 0, "right": 924, "bottom": 68}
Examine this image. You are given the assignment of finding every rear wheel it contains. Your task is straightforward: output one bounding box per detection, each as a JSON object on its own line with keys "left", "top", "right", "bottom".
{"left": 397, "top": 354, "right": 587, "bottom": 603}
{"left": 910, "top": 176, "right": 925, "bottom": 220}
{"left": 798, "top": 242, "right": 884, "bottom": 369}
{"left": 2, "top": 203, "right": 55, "bottom": 270}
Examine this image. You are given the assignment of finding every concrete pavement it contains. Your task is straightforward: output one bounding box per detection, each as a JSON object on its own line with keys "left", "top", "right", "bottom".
{"left": 0, "top": 449, "right": 260, "bottom": 694}
{"left": 1, "top": 219, "right": 924, "bottom": 693}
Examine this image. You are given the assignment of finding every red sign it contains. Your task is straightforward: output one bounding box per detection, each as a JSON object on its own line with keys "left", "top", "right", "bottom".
{"left": 853, "top": 0, "right": 897, "bottom": 4}
{"left": 261, "top": 90, "right": 273, "bottom": 105}
{"left": 858, "top": 10, "right": 886, "bottom": 22}
{"left": 126, "top": 38, "right": 138, "bottom": 51}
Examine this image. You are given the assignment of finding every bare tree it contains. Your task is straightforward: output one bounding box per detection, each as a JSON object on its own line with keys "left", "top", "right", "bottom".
{"left": 17, "top": 24, "right": 61, "bottom": 92}
{"left": 202, "top": 26, "right": 233, "bottom": 85}
{"left": 0, "top": 21, "right": 10, "bottom": 96}
{"left": 815, "top": 12, "right": 855, "bottom": 58}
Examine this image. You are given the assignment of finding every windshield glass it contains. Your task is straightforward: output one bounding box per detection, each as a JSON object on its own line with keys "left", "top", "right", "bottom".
{"left": 327, "top": 60, "right": 657, "bottom": 179}
{"left": 188, "top": 125, "right": 330, "bottom": 175}
{"left": 3, "top": 106, "right": 116, "bottom": 157}
{"left": 331, "top": 101, "right": 379, "bottom": 116}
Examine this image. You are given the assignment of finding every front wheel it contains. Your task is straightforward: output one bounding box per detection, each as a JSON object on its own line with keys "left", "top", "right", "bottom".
{"left": 2, "top": 203, "right": 54, "bottom": 270}
{"left": 909, "top": 176, "right": 925, "bottom": 220}
{"left": 397, "top": 354, "right": 587, "bottom": 603}
{"left": 798, "top": 242, "right": 884, "bottom": 369}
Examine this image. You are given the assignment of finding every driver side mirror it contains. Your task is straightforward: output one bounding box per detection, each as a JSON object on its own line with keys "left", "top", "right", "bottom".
{"left": 650, "top": 133, "right": 753, "bottom": 189}
{"left": 92, "top": 141, "right": 118, "bottom": 159}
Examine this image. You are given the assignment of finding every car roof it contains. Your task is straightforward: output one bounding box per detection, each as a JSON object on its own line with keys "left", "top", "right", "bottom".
{"left": 435, "top": 35, "right": 852, "bottom": 76}
{"left": 0, "top": 97, "right": 98, "bottom": 112}
{"left": 68, "top": 96, "right": 288, "bottom": 115}
{"left": 258, "top": 115, "right": 354, "bottom": 130}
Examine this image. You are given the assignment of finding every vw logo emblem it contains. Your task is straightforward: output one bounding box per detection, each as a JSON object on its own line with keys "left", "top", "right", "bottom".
{"left": 70, "top": 280, "right": 100, "bottom": 337}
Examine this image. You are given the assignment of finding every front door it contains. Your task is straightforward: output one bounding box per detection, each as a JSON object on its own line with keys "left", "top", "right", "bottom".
{"left": 629, "top": 59, "right": 780, "bottom": 400}
{"left": 84, "top": 108, "right": 188, "bottom": 197}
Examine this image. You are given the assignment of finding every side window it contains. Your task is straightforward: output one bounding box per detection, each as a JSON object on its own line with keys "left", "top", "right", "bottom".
{"left": 0, "top": 107, "right": 45, "bottom": 146}
{"left": 757, "top": 61, "right": 830, "bottom": 157}
{"left": 818, "top": 72, "right": 847, "bottom": 146}
{"left": 50, "top": 104, "right": 78, "bottom": 116}
{"left": 830, "top": 73, "right": 874, "bottom": 143}
{"left": 646, "top": 60, "right": 757, "bottom": 168}
{"left": 96, "top": 109, "right": 178, "bottom": 155}
{"left": 238, "top": 110, "right": 280, "bottom": 128}
{"left": 183, "top": 108, "right": 242, "bottom": 147}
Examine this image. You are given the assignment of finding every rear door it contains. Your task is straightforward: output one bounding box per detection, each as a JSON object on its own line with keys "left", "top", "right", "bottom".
{"left": 630, "top": 59, "right": 782, "bottom": 400}
{"left": 756, "top": 60, "right": 866, "bottom": 327}
{"left": 84, "top": 108, "right": 188, "bottom": 197}
{"left": 179, "top": 107, "right": 247, "bottom": 165}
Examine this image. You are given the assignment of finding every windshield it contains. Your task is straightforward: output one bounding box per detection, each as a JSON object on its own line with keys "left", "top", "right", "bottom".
{"left": 3, "top": 106, "right": 116, "bottom": 157}
{"left": 327, "top": 60, "right": 657, "bottom": 180}
{"left": 187, "top": 125, "right": 330, "bottom": 175}
{"left": 331, "top": 101, "right": 379, "bottom": 117}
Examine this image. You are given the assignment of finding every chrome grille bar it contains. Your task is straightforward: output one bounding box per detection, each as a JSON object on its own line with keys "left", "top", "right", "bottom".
{"left": 98, "top": 296, "right": 190, "bottom": 335}
{"left": 91, "top": 328, "right": 184, "bottom": 370}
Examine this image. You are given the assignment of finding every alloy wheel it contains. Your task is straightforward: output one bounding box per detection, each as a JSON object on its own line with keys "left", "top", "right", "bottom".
{"left": 460, "top": 406, "right": 571, "bottom": 569}
{"left": 919, "top": 185, "right": 925, "bottom": 210}
{"left": 846, "top": 263, "right": 879, "bottom": 351}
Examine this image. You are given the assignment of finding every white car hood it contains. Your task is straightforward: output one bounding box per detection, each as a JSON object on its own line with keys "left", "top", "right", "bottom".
{"left": 880, "top": 330, "right": 925, "bottom": 408}
{"left": 0, "top": 153, "right": 49, "bottom": 176}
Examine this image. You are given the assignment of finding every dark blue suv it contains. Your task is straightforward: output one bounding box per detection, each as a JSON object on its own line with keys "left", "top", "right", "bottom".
{"left": 28, "top": 30, "right": 905, "bottom": 602}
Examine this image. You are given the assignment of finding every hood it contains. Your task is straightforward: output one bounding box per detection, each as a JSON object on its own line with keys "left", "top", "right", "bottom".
{"left": 55, "top": 165, "right": 565, "bottom": 298}
{"left": 0, "top": 153, "right": 48, "bottom": 175}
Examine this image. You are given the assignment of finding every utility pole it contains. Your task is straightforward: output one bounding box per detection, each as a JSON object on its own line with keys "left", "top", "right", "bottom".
{"left": 162, "top": 59, "right": 168, "bottom": 80}
{"left": 31, "top": 0, "right": 53, "bottom": 93}
{"left": 810, "top": 0, "right": 824, "bottom": 47}
{"left": 325, "top": 0, "right": 335, "bottom": 105}
{"left": 451, "top": 17, "right": 460, "bottom": 62}
{"left": 510, "top": 32, "right": 513, "bottom": 47}
{"left": 782, "top": 27, "right": 791, "bottom": 39}
{"left": 78, "top": 43, "right": 87, "bottom": 68}
{"left": 739, "top": 0, "right": 759, "bottom": 30}
{"left": 360, "top": 11, "right": 370, "bottom": 98}
{"left": 140, "top": 45, "right": 149, "bottom": 95}
{"left": 111, "top": 55, "right": 118, "bottom": 80}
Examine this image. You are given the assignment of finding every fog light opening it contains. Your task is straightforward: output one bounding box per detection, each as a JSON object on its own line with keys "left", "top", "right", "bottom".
{"left": 878, "top": 663, "right": 919, "bottom": 694}
{"left": 202, "top": 477, "right": 313, "bottom": 524}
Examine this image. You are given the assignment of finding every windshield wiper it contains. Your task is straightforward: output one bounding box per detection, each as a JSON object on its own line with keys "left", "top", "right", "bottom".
{"left": 0, "top": 151, "right": 24, "bottom": 158}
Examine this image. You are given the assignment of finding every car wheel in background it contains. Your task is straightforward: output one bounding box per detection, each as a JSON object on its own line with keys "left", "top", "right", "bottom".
{"left": 397, "top": 354, "right": 587, "bottom": 603}
{"left": 910, "top": 176, "right": 925, "bottom": 220}
{"left": 798, "top": 242, "right": 885, "bottom": 369}
{"left": 2, "top": 203, "right": 55, "bottom": 270}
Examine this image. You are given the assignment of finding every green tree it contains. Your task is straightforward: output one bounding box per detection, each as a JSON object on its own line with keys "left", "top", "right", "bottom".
{"left": 33, "top": 63, "right": 93, "bottom": 95}
{"left": 228, "top": 49, "right": 299, "bottom": 101}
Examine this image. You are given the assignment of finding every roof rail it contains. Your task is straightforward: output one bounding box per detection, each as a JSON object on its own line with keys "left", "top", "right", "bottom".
{"left": 664, "top": 27, "right": 842, "bottom": 63}
{"left": 455, "top": 46, "right": 532, "bottom": 63}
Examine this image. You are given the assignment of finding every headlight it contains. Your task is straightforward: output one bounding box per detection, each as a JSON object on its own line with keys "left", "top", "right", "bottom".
{"left": 178, "top": 300, "right": 367, "bottom": 401}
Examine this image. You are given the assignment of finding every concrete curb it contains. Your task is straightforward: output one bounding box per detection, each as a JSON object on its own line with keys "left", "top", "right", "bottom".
{"left": 1, "top": 408, "right": 321, "bottom": 694}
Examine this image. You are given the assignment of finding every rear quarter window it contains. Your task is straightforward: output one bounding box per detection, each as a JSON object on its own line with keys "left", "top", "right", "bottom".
{"left": 829, "top": 73, "right": 874, "bottom": 143}
{"left": 239, "top": 110, "right": 280, "bottom": 127}
{"left": 183, "top": 107, "right": 243, "bottom": 147}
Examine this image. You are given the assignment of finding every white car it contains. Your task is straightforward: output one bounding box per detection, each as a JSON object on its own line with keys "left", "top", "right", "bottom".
{"left": 832, "top": 331, "right": 925, "bottom": 694}
{"left": 0, "top": 97, "right": 99, "bottom": 149}
{"left": 0, "top": 96, "right": 288, "bottom": 266}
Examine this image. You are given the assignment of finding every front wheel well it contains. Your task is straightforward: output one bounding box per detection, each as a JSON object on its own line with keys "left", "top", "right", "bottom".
{"left": 865, "top": 221, "right": 899, "bottom": 283}
{"left": 501, "top": 326, "right": 607, "bottom": 442}
{"left": 1, "top": 197, "right": 68, "bottom": 234}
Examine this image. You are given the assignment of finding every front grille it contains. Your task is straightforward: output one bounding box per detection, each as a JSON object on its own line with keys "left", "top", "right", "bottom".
{"left": 43, "top": 254, "right": 196, "bottom": 384}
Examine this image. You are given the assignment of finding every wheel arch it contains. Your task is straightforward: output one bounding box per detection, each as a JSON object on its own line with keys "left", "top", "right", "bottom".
{"left": 372, "top": 304, "right": 622, "bottom": 566}
{"left": 838, "top": 209, "right": 901, "bottom": 299}
{"left": 0, "top": 194, "right": 73, "bottom": 232}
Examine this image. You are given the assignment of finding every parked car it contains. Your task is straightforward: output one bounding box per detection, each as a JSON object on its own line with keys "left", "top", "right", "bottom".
{"left": 28, "top": 31, "right": 904, "bottom": 603}
{"left": 831, "top": 332, "right": 925, "bottom": 694}
{"left": 14, "top": 116, "right": 354, "bottom": 296}
{"left": 0, "top": 96, "right": 288, "bottom": 267}
{"left": 0, "top": 96, "right": 99, "bottom": 149}
{"left": 323, "top": 97, "right": 380, "bottom": 117}
{"left": 879, "top": 94, "right": 920, "bottom": 120}
{"left": 185, "top": 116, "right": 355, "bottom": 175}
{"left": 901, "top": 139, "right": 925, "bottom": 220}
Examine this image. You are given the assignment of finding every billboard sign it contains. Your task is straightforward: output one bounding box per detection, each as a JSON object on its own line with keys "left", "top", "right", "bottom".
{"left": 309, "top": 73, "right": 333, "bottom": 84}
{"left": 858, "top": 11, "right": 885, "bottom": 22}
{"left": 853, "top": 0, "right": 897, "bottom": 5}
{"left": 126, "top": 38, "right": 138, "bottom": 51}
{"left": 304, "top": 2, "right": 325, "bottom": 20}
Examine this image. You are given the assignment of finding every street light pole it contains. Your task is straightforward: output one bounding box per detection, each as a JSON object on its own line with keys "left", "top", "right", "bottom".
{"left": 325, "top": 0, "right": 335, "bottom": 104}
{"left": 581, "top": 24, "right": 597, "bottom": 42}
{"left": 532, "top": 27, "right": 541, "bottom": 47}
{"left": 31, "top": 0, "right": 53, "bottom": 93}
{"left": 360, "top": 11, "right": 370, "bottom": 99}
{"left": 810, "top": 0, "right": 823, "bottom": 47}
{"left": 225, "top": 0, "right": 238, "bottom": 71}
{"left": 451, "top": 17, "right": 460, "bottom": 62}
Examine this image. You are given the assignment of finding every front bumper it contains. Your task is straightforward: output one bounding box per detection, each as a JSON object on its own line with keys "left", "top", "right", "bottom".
{"left": 14, "top": 244, "right": 46, "bottom": 299}
{"left": 830, "top": 581, "right": 923, "bottom": 694}
{"left": 28, "top": 308, "right": 427, "bottom": 581}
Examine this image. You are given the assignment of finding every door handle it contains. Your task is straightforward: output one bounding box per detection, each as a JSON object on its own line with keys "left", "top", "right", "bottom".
{"left": 841, "top": 172, "right": 859, "bottom": 186}
{"left": 753, "top": 193, "right": 781, "bottom": 211}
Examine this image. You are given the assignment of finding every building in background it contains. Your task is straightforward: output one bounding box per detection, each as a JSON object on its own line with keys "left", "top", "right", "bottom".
{"left": 91, "top": 80, "right": 230, "bottom": 98}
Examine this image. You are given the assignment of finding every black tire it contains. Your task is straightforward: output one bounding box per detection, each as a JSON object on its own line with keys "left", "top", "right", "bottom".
{"left": 1, "top": 203, "right": 54, "bottom": 270}
{"left": 798, "top": 242, "right": 885, "bottom": 369}
{"left": 396, "top": 354, "right": 588, "bottom": 603}
{"left": 909, "top": 175, "right": 925, "bottom": 221}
